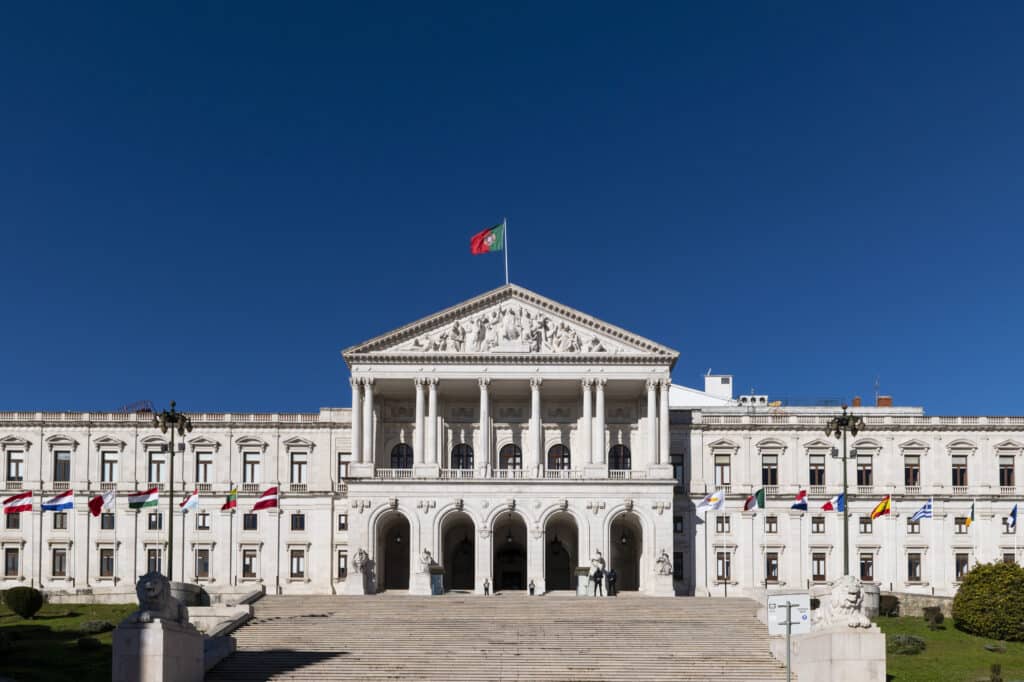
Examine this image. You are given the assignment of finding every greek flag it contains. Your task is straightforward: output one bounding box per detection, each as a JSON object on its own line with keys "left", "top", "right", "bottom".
{"left": 910, "top": 498, "right": 933, "bottom": 522}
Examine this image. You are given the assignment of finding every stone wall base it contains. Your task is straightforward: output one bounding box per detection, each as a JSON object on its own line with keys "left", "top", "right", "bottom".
{"left": 778, "top": 626, "right": 886, "bottom": 682}
{"left": 113, "top": 620, "right": 204, "bottom": 682}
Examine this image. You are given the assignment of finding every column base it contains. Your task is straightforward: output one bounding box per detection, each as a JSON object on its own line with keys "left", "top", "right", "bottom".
{"left": 648, "top": 464, "right": 675, "bottom": 480}
{"left": 649, "top": 573, "right": 675, "bottom": 596}
{"left": 413, "top": 464, "right": 440, "bottom": 479}
{"left": 341, "top": 572, "right": 371, "bottom": 595}
{"left": 349, "top": 463, "right": 375, "bottom": 478}
{"left": 584, "top": 465, "right": 608, "bottom": 479}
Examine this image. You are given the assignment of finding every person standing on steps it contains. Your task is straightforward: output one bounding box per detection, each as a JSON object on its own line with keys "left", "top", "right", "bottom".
{"left": 606, "top": 568, "right": 617, "bottom": 597}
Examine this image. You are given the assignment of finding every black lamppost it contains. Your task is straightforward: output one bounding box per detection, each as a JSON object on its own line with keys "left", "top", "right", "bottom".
{"left": 153, "top": 401, "right": 193, "bottom": 582}
{"left": 825, "top": 404, "right": 866, "bottom": 577}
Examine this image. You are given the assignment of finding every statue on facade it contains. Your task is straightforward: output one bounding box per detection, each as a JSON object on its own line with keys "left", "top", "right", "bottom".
{"left": 446, "top": 322, "right": 465, "bottom": 352}
{"left": 418, "top": 548, "right": 433, "bottom": 574}
{"left": 812, "top": 574, "right": 872, "bottom": 628}
{"left": 656, "top": 549, "right": 673, "bottom": 576}
{"left": 353, "top": 547, "right": 369, "bottom": 575}
{"left": 589, "top": 551, "right": 606, "bottom": 596}
{"left": 121, "top": 571, "right": 190, "bottom": 626}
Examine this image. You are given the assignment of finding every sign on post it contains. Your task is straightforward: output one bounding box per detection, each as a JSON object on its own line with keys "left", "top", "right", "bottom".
{"left": 766, "top": 591, "right": 811, "bottom": 636}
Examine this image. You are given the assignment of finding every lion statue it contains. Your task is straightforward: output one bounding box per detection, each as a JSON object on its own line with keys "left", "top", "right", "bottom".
{"left": 812, "top": 574, "right": 872, "bottom": 629}
{"left": 122, "top": 571, "right": 190, "bottom": 626}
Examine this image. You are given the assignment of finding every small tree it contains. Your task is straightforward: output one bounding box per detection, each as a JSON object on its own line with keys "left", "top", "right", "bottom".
{"left": 4, "top": 586, "right": 44, "bottom": 619}
{"left": 952, "top": 562, "right": 1024, "bottom": 641}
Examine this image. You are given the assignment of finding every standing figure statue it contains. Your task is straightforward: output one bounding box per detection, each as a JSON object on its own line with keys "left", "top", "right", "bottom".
{"left": 353, "top": 547, "right": 369, "bottom": 575}
{"left": 589, "top": 550, "right": 606, "bottom": 597}
{"left": 656, "top": 549, "right": 673, "bottom": 576}
{"left": 419, "top": 548, "right": 433, "bottom": 574}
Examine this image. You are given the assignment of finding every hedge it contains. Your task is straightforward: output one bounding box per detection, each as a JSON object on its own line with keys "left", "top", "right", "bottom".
{"left": 952, "top": 561, "right": 1024, "bottom": 641}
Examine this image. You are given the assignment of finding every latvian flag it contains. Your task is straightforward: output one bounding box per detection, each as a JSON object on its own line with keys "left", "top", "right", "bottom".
{"left": 253, "top": 486, "right": 279, "bottom": 511}
{"left": 3, "top": 491, "right": 32, "bottom": 515}
{"left": 42, "top": 490, "right": 74, "bottom": 511}
{"left": 821, "top": 493, "right": 845, "bottom": 512}
{"left": 128, "top": 487, "right": 160, "bottom": 510}
{"left": 791, "top": 490, "right": 808, "bottom": 511}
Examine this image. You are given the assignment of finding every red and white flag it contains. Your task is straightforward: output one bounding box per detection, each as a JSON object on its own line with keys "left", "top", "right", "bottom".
{"left": 88, "top": 490, "right": 115, "bottom": 517}
{"left": 3, "top": 491, "right": 32, "bottom": 514}
{"left": 252, "top": 486, "right": 279, "bottom": 511}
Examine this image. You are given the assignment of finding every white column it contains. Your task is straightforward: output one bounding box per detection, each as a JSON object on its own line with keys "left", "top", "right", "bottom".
{"left": 362, "top": 378, "right": 375, "bottom": 466}
{"left": 594, "top": 379, "right": 606, "bottom": 464}
{"left": 581, "top": 379, "right": 593, "bottom": 465}
{"left": 647, "top": 379, "right": 658, "bottom": 469}
{"left": 350, "top": 378, "right": 363, "bottom": 464}
{"left": 414, "top": 379, "right": 426, "bottom": 465}
{"left": 478, "top": 378, "right": 491, "bottom": 470}
{"left": 530, "top": 377, "right": 542, "bottom": 475}
{"left": 427, "top": 379, "right": 438, "bottom": 466}
{"left": 659, "top": 379, "right": 671, "bottom": 465}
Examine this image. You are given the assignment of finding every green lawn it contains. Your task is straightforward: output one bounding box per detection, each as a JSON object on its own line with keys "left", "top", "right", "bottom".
{"left": 877, "top": 616, "right": 1024, "bottom": 682}
{"left": 0, "top": 601, "right": 135, "bottom": 682}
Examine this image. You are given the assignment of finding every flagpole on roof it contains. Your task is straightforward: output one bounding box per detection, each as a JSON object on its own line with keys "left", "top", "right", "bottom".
{"left": 503, "top": 217, "right": 509, "bottom": 286}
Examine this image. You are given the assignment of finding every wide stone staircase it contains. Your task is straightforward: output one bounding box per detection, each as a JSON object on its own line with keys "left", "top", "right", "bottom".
{"left": 207, "top": 593, "right": 789, "bottom": 681}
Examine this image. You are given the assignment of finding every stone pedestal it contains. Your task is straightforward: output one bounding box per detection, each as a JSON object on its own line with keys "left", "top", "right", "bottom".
{"left": 410, "top": 571, "right": 432, "bottom": 595}
{"left": 649, "top": 573, "right": 675, "bottom": 596}
{"left": 349, "top": 463, "right": 375, "bottom": 478}
{"left": 788, "top": 626, "right": 886, "bottom": 682}
{"left": 342, "top": 570, "right": 371, "bottom": 595}
{"left": 413, "top": 464, "right": 441, "bottom": 479}
{"left": 576, "top": 573, "right": 589, "bottom": 596}
{"left": 113, "top": 619, "right": 204, "bottom": 682}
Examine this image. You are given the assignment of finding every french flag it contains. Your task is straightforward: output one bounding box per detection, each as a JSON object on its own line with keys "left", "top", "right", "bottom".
{"left": 3, "top": 491, "right": 32, "bottom": 514}
{"left": 42, "top": 490, "right": 74, "bottom": 511}
{"left": 791, "top": 490, "right": 808, "bottom": 511}
{"left": 821, "top": 493, "right": 845, "bottom": 512}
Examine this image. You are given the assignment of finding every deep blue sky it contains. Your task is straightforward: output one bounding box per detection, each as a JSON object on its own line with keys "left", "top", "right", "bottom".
{"left": 1, "top": 3, "right": 1022, "bottom": 414}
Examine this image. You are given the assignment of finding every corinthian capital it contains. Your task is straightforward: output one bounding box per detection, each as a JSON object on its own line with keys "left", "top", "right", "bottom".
{"left": 478, "top": 377, "right": 491, "bottom": 389}
{"left": 581, "top": 378, "right": 593, "bottom": 390}
{"left": 530, "top": 377, "right": 543, "bottom": 389}
{"left": 646, "top": 378, "right": 659, "bottom": 391}
{"left": 350, "top": 376, "right": 362, "bottom": 389}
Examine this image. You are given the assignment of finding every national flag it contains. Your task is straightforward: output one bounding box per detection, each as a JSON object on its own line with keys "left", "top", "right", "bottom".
{"left": 791, "top": 490, "right": 808, "bottom": 511}
{"left": 88, "top": 490, "right": 115, "bottom": 517}
{"left": 179, "top": 490, "right": 199, "bottom": 513}
{"left": 3, "top": 491, "right": 32, "bottom": 515}
{"left": 470, "top": 222, "right": 505, "bottom": 255}
{"left": 221, "top": 488, "right": 238, "bottom": 511}
{"left": 910, "top": 498, "right": 933, "bottom": 522}
{"left": 965, "top": 500, "right": 975, "bottom": 528}
{"left": 696, "top": 490, "right": 726, "bottom": 515}
{"left": 41, "top": 490, "right": 74, "bottom": 511}
{"left": 743, "top": 488, "right": 766, "bottom": 511}
{"left": 128, "top": 487, "right": 159, "bottom": 510}
{"left": 821, "top": 493, "right": 845, "bottom": 512}
{"left": 870, "top": 495, "right": 892, "bottom": 520}
{"left": 1010, "top": 504, "right": 1018, "bottom": 531}
{"left": 253, "top": 486, "right": 279, "bottom": 511}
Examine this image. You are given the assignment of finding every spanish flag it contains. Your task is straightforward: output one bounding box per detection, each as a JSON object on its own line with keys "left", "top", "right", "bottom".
{"left": 870, "top": 495, "right": 891, "bottom": 520}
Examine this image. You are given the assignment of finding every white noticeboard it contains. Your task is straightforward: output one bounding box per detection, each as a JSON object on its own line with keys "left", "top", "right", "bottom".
{"left": 766, "top": 592, "right": 812, "bottom": 636}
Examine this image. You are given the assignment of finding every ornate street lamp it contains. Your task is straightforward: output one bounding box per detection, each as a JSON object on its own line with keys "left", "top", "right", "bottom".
{"left": 825, "top": 404, "right": 866, "bottom": 577}
{"left": 153, "top": 401, "right": 193, "bottom": 582}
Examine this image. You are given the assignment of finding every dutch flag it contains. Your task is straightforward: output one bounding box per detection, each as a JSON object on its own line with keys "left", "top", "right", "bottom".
{"left": 42, "top": 489, "right": 74, "bottom": 511}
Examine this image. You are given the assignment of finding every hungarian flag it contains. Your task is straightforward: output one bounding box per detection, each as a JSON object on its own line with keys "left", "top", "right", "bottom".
{"left": 870, "top": 495, "right": 891, "bottom": 520}
{"left": 791, "top": 490, "right": 808, "bottom": 511}
{"left": 128, "top": 487, "right": 159, "bottom": 510}
{"left": 822, "top": 493, "right": 845, "bottom": 512}
{"left": 253, "top": 486, "right": 279, "bottom": 511}
{"left": 3, "top": 491, "right": 32, "bottom": 515}
{"left": 470, "top": 222, "right": 504, "bottom": 255}
{"left": 221, "top": 488, "right": 238, "bottom": 511}
{"left": 41, "top": 490, "right": 74, "bottom": 511}
{"left": 743, "top": 488, "right": 766, "bottom": 511}
{"left": 88, "top": 490, "right": 115, "bottom": 517}
{"left": 179, "top": 490, "right": 199, "bottom": 513}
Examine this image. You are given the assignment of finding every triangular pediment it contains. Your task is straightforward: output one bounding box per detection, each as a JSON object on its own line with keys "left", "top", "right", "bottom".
{"left": 343, "top": 284, "right": 678, "bottom": 365}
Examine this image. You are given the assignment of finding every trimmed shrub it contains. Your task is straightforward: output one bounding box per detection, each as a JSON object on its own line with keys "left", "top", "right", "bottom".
{"left": 923, "top": 606, "right": 945, "bottom": 630}
{"left": 4, "top": 586, "right": 43, "bottom": 619}
{"left": 78, "top": 620, "right": 115, "bottom": 635}
{"left": 887, "top": 634, "right": 927, "bottom": 655}
{"left": 77, "top": 636, "right": 101, "bottom": 651}
{"left": 879, "top": 594, "right": 900, "bottom": 617}
{"left": 952, "top": 562, "right": 1024, "bottom": 641}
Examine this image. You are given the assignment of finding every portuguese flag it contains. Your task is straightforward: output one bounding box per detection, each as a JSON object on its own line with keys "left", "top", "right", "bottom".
{"left": 470, "top": 222, "right": 504, "bottom": 255}
{"left": 221, "top": 488, "right": 238, "bottom": 511}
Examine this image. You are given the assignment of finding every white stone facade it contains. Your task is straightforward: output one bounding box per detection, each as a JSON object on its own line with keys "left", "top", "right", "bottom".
{"left": 1, "top": 285, "right": 1021, "bottom": 599}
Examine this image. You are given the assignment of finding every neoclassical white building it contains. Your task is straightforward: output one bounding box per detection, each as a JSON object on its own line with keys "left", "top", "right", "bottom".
{"left": 1, "top": 285, "right": 1021, "bottom": 599}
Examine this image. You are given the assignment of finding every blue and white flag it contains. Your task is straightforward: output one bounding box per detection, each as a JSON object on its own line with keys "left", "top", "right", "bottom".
{"left": 910, "top": 498, "right": 933, "bottom": 522}
{"left": 1010, "top": 504, "right": 1018, "bottom": 531}
{"left": 41, "top": 489, "right": 74, "bottom": 511}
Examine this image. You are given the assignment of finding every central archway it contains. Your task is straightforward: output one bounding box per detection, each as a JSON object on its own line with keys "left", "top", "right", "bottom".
{"left": 544, "top": 511, "right": 579, "bottom": 591}
{"left": 492, "top": 511, "right": 527, "bottom": 592}
{"left": 440, "top": 511, "right": 475, "bottom": 591}
{"left": 609, "top": 512, "right": 643, "bottom": 592}
{"left": 376, "top": 511, "right": 410, "bottom": 591}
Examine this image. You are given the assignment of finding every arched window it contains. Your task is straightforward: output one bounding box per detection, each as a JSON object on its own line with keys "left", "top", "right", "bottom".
{"left": 390, "top": 443, "right": 413, "bottom": 469}
{"left": 609, "top": 444, "right": 631, "bottom": 470}
{"left": 547, "top": 444, "right": 571, "bottom": 470}
{"left": 451, "top": 444, "right": 474, "bottom": 470}
{"left": 499, "top": 444, "right": 522, "bottom": 470}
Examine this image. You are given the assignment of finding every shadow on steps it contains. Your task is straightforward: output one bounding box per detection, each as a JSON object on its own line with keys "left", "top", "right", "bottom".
{"left": 207, "top": 649, "right": 346, "bottom": 681}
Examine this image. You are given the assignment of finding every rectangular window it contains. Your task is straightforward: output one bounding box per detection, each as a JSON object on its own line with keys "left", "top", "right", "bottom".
{"left": 761, "top": 454, "right": 778, "bottom": 486}
{"left": 243, "top": 452, "right": 260, "bottom": 483}
{"left": 860, "top": 553, "right": 874, "bottom": 582}
{"left": 6, "top": 513, "right": 20, "bottom": 530}
{"left": 195, "top": 452, "right": 213, "bottom": 483}
{"left": 1004, "top": 553, "right": 1017, "bottom": 565}
{"left": 716, "top": 515, "right": 730, "bottom": 534}
{"left": 53, "top": 512, "right": 68, "bottom": 530}
{"left": 955, "top": 553, "right": 970, "bottom": 581}
{"left": 907, "top": 518, "right": 921, "bottom": 535}
{"left": 808, "top": 454, "right": 825, "bottom": 486}
{"left": 337, "top": 513, "right": 348, "bottom": 531}
{"left": 812, "top": 553, "right": 827, "bottom": 582}
{"left": 100, "top": 513, "right": 115, "bottom": 530}
{"left": 196, "top": 511, "right": 211, "bottom": 531}
{"left": 716, "top": 551, "right": 731, "bottom": 582}
{"left": 101, "top": 451, "right": 118, "bottom": 482}
{"left": 859, "top": 517, "right": 873, "bottom": 534}
{"left": 1003, "top": 517, "right": 1016, "bottom": 534}
{"left": 5, "top": 548, "right": 19, "bottom": 577}
{"left": 6, "top": 450, "right": 24, "bottom": 481}
{"left": 672, "top": 454, "right": 685, "bottom": 487}
{"left": 243, "top": 513, "right": 258, "bottom": 531}
{"left": 714, "top": 454, "right": 731, "bottom": 487}
{"left": 856, "top": 456, "right": 873, "bottom": 486}
{"left": 673, "top": 515, "right": 685, "bottom": 533}
{"left": 242, "top": 549, "right": 257, "bottom": 578}
{"left": 907, "top": 553, "right": 922, "bottom": 582}
{"left": 291, "top": 513, "right": 305, "bottom": 531}
{"left": 290, "top": 452, "right": 308, "bottom": 484}
{"left": 904, "top": 455, "right": 920, "bottom": 486}
{"left": 148, "top": 452, "right": 166, "bottom": 484}
{"left": 148, "top": 512, "right": 163, "bottom": 531}
{"left": 1000, "top": 456, "right": 1015, "bottom": 487}
{"left": 765, "top": 515, "right": 778, "bottom": 534}
{"left": 337, "top": 455, "right": 349, "bottom": 481}
{"left": 290, "top": 549, "right": 305, "bottom": 578}
{"left": 765, "top": 552, "right": 779, "bottom": 584}
{"left": 52, "top": 548, "right": 67, "bottom": 577}
{"left": 811, "top": 516, "right": 825, "bottom": 534}
{"left": 673, "top": 551, "right": 684, "bottom": 580}
{"left": 955, "top": 517, "right": 968, "bottom": 534}
{"left": 952, "top": 455, "right": 968, "bottom": 487}
{"left": 337, "top": 551, "right": 348, "bottom": 579}
{"left": 147, "top": 548, "right": 162, "bottom": 574}
{"left": 100, "top": 548, "right": 114, "bottom": 577}
{"left": 196, "top": 549, "right": 210, "bottom": 579}
{"left": 53, "top": 450, "right": 71, "bottom": 482}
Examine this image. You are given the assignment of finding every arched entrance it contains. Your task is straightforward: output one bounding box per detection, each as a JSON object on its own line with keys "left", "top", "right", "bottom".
{"left": 441, "top": 511, "right": 475, "bottom": 591}
{"left": 544, "top": 511, "right": 578, "bottom": 591}
{"left": 376, "top": 511, "right": 410, "bottom": 591}
{"left": 609, "top": 513, "right": 643, "bottom": 591}
{"left": 492, "top": 511, "right": 527, "bottom": 591}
